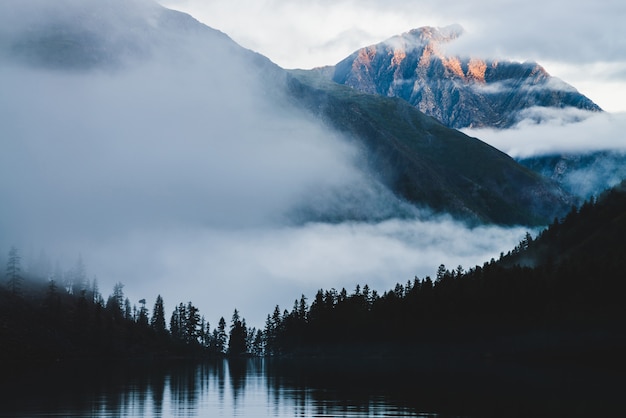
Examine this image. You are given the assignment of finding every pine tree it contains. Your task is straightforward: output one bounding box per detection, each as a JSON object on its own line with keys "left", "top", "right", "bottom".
{"left": 200, "top": 316, "right": 209, "bottom": 347}
{"left": 216, "top": 317, "right": 227, "bottom": 354}
{"left": 298, "top": 294, "right": 308, "bottom": 321}
{"left": 228, "top": 309, "right": 248, "bottom": 356}
{"left": 91, "top": 276, "right": 101, "bottom": 304}
{"left": 170, "top": 305, "right": 182, "bottom": 341}
{"left": 6, "top": 246, "right": 23, "bottom": 295}
{"left": 151, "top": 295, "right": 167, "bottom": 335}
{"left": 251, "top": 329, "right": 264, "bottom": 356}
{"left": 124, "top": 298, "right": 132, "bottom": 320}
{"left": 184, "top": 301, "right": 201, "bottom": 345}
{"left": 137, "top": 299, "right": 149, "bottom": 327}
{"left": 112, "top": 282, "right": 125, "bottom": 312}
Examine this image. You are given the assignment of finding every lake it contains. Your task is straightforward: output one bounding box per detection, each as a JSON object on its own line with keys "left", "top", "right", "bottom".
{"left": 1, "top": 357, "right": 623, "bottom": 417}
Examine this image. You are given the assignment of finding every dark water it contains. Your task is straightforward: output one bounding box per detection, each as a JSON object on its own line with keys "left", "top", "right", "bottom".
{"left": 1, "top": 357, "right": 624, "bottom": 417}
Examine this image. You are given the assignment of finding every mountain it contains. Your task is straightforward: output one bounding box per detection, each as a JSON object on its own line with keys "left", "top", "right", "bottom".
{"left": 518, "top": 151, "right": 626, "bottom": 200}
{"left": 0, "top": 0, "right": 573, "bottom": 227}
{"left": 286, "top": 71, "right": 573, "bottom": 225}
{"left": 312, "top": 25, "right": 602, "bottom": 129}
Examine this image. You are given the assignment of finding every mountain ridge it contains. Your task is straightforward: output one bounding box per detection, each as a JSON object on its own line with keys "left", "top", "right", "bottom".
{"left": 312, "top": 25, "right": 602, "bottom": 129}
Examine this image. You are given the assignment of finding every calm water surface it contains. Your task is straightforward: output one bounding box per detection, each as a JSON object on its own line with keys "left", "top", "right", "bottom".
{"left": 1, "top": 357, "right": 623, "bottom": 417}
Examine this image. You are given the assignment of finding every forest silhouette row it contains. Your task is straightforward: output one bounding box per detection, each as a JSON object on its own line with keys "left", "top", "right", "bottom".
{"left": 3, "top": 181, "right": 626, "bottom": 366}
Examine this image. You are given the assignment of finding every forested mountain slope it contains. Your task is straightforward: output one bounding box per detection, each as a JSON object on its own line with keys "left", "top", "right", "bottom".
{"left": 518, "top": 151, "right": 626, "bottom": 200}
{"left": 264, "top": 180, "right": 626, "bottom": 357}
{"left": 288, "top": 71, "right": 573, "bottom": 225}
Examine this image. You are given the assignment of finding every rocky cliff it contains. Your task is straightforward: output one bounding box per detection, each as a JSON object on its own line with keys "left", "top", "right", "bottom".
{"left": 316, "top": 25, "right": 601, "bottom": 129}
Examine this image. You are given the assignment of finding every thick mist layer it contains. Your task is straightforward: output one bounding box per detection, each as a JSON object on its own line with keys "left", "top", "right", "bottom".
{"left": 0, "top": 66, "right": 378, "bottom": 233}
{"left": 464, "top": 111, "right": 626, "bottom": 158}
{"left": 518, "top": 151, "right": 626, "bottom": 200}
{"left": 11, "top": 219, "right": 530, "bottom": 328}
{"left": 462, "top": 111, "right": 626, "bottom": 201}
{"left": 0, "top": 60, "right": 530, "bottom": 325}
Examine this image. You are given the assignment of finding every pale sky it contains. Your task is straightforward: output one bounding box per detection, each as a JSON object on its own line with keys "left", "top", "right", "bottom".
{"left": 159, "top": 0, "right": 626, "bottom": 113}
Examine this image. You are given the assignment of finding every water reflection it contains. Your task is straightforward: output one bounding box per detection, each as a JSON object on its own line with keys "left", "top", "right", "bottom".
{"left": 0, "top": 357, "right": 623, "bottom": 417}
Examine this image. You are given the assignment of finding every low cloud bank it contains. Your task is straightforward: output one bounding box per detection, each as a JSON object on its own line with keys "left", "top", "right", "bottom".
{"left": 465, "top": 110, "right": 626, "bottom": 201}
{"left": 26, "top": 218, "right": 529, "bottom": 328}
{"left": 464, "top": 111, "right": 626, "bottom": 159}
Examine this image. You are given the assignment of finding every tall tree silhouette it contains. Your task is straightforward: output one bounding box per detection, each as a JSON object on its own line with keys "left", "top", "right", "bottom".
{"left": 137, "top": 299, "right": 149, "bottom": 327}
{"left": 184, "top": 301, "right": 201, "bottom": 345}
{"left": 228, "top": 309, "right": 248, "bottom": 356}
{"left": 5, "top": 246, "right": 23, "bottom": 295}
{"left": 215, "top": 317, "right": 227, "bottom": 354}
{"left": 151, "top": 295, "right": 167, "bottom": 335}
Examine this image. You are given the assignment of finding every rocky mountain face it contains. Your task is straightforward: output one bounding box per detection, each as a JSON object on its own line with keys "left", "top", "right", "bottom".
{"left": 314, "top": 25, "right": 601, "bottom": 129}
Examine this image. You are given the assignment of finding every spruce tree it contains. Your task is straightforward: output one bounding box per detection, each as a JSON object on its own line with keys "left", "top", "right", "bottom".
{"left": 6, "top": 246, "right": 22, "bottom": 295}
{"left": 151, "top": 295, "right": 167, "bottom": 335}
{"left": 228, "top": 309, "right": 247, "bottom": 356}
{"left": 184, "top": 302, "right": 201, "bottom": 345}
{"left": 216, "top": 317, "right": 227, "bottom": 354}
{"left": 137, "top": 299, "right": 149, "bottom": 327}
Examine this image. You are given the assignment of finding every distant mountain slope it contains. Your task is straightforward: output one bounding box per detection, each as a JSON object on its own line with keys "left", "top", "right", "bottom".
{"left": 0, "top": 0, "right": 275, "bottom": 73}
{"left": 502, "top": 179, "right": 626, "bottom": 269}
{"left": 518, "top": 151, "right": 626, "bottom": 200}
{"left": 287, "top": 71, "right": 573, "bottom": 225}
{"left": 313, "top": 25, "right": 601, "bottom": 129}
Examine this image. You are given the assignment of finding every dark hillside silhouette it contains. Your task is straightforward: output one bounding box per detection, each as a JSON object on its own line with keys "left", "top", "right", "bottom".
{"left": 263, "top": 180, "right": 626, "bottom": 361}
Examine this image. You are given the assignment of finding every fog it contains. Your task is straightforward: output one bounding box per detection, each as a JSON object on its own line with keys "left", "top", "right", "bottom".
{"left": 536, "top": 151, "right": 626, "bottom": 199}
{"left": 460, "top": 109, "right": 626, "bottom": 203}
{"left": 0, "top": 59, "right": 530, "bottom": 326}
{"left": 1, "top": 0, "right": 532, "bottom": 327}
{"left": 8, "top": 216, "right": 530, "bottom": 329}
{"left": 463, "top": 111, "right": 626, "bottom": 159}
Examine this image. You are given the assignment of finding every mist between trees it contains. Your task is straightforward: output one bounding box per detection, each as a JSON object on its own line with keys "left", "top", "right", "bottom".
{"left": 3, "top": 185, "right": 626, "bottom": 364}
{"left": 0, "top": 247, "right": 262, "bottom": 361}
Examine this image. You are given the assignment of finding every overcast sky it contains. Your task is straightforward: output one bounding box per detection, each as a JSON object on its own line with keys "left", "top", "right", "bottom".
{"left": 160, "top": 0, "right": 626, "bottom": 113}
{"left": 2, "top": 0, "right": 624, "bottom": 329}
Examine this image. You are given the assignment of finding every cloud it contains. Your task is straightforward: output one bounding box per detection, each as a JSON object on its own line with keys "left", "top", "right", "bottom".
{"left": 463, "top": 111, "right": 626, "bottom": 158}
{"left": 56, "top": 218, "right": 530, "bottom": 329}
{"left": 0, "top": 55, "right": 382, "bottom": 236}
{"left": 557, "top": 154, "right": 626, "bottom": 199}
{"left": 158, "top": 0, "right": 439, "bottom": 69}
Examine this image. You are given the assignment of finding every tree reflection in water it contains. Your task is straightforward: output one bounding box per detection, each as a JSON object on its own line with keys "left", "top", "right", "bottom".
{"left": 1, "top": 358, "right": 624, "bottom": 417}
